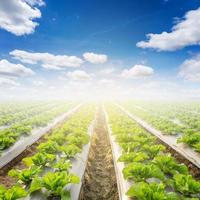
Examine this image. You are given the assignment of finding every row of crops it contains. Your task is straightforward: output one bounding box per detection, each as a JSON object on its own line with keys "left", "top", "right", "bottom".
{"left": 0, "top": 104, "right": 95, "bottom": 200}
{"left": 0, "top": 101, "right": 199, "bottom": 200}
{"left": 119, "top": 101, "right": 200, "bottom": 153}
{"left": 106, "top": 104, "right": 200, "bottom": 200}
{"left": 0, "top": 101, "right": 75, "bottom": 152}
{"left": 0, "top": 102, "right": 65, "bottom": 126}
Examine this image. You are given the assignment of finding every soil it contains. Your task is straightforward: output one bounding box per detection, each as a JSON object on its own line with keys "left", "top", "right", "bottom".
{"left": 79, "top": 106, "right": 119, "bottom": 200}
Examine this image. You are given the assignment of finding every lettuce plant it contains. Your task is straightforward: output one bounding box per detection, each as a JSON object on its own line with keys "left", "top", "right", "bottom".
{"left": 118, "top": 152, "right": 149, "bottom": 163}
{"left": 123, "top": 162, "right": 165, "bottom": 182}
{"left": 60, "top": 144, "right": 81, "bottom": 158}
{"left": 153, "top": 154, "right": 188, "bottom": 176}
{"left": 173, "top": 174, "right": 200, "bottom": 196}
{"left": 8, "top": 166, "right": 41, "bottom": 185}
{"left": 37, "top": 141, "right": 60, "bottom": 154}
{"left": 0, "top": 185, "right": 27, "bottom": 200}
{"left": 142, "top": 144, "right": 166, "bottom": 159}
{"left": 127, "top": 182, "right": 179, "bottom": 200}
{"left": 0, "top": 136, "right": 15, "bottom": 150}
{"left": 30, "top": 171, "right": 79, "bottom": 199}
{"left": 48, "top": 133, "right": 66, "bottom": 145}
{"left": 23, "top": 152, "right": 56, "bottom": 167}
{"left": 53, "top": 159, "right": 72, "bottom": 172}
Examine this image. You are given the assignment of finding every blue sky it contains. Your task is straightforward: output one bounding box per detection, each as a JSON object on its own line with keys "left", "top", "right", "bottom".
{"left": 0, "top": 0, "right": 200, "bottom": 100}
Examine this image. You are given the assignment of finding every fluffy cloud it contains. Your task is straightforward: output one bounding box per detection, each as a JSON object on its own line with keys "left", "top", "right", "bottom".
{"left": 24, "top": 0, "right": 45, "bottom": 6}
{"left": 0, "top": 0, "right": 44, "bottom": 36}
{"left": 66, "top": 70, "right": 93, "bottom": 81}
{"left": 137, "top": 7, "right": 200, "bottom": 51}
{"left": 83, "top": 52, "right": 108, "bottom": 64}
{"left": 121, "top": 64, "right": 154, "bottom": 78}
{"left": 0, "top": 77, "right": 19, "bottom": 87}
{"left": 32, "top": 80, "right": 45, "bottom": 86}
{"left": 99, "top": 79, "right": 115, "bottom": 87}
{"left": 179, "top": 54, "right": 200, "bottom": 82}
{"left": 10, "top": 50, "right": 84, "bottom": 69}
{"left": 100, "top": 67, "right": 115, "bottom": 75}
{"left": 0, "top": 59, "right": 35, "bottom": 77}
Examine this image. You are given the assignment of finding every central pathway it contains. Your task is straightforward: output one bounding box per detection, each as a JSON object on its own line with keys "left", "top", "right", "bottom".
{"left": 79, "top": 106, "right": 119, "bottom": 200}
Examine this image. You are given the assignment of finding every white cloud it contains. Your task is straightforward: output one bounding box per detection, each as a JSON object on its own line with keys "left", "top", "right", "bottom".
{"left": 121, "top": 64, "right": 154, "bottom": 78}
{"left": 33, "top": 80, "right": 45, "bottom": 86}
{"left": 24, "top": 0, "right": 45, "bottom": 6}
{"left": 66, "top": 70, "right": 93, "bottom": 81}
{"left": 137, "top": 7, "right": 200, "bottom": 51}
{"left": 179, "top": 54, "right": 200, "bottom": 82}
{"left": 83, "top": 52, "right": 108, "bottom": 64}
{"left": 99, "top": 79, "right": 115, "bottom": 87}
{"left": 10, "top": 50, "right": 84, "bottom": 69}
{"left": 0, "top": 59, "right": 35, "bottom": 77}
{"left": 0, "top": 0, "right": 44, "bottom": 36}
{"left": 100, "top": 67, "right": 115, "bottom": 75}
{"left": 0, "top": 77, "right": 19, "bottom": 87}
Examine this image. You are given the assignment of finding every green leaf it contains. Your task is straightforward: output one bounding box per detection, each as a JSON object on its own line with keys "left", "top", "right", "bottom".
{"left": 37, "top": 141, "right": 59, "bottom": 154}
{"left": 118, "top": 152, "right": 149, "bottom": 163}
{"left": 61, "top": 190, "right": 71, "bottom": 200}
{"left": 69, "top": 174, "right": 80, "bottom": 184}
{"left": 42, "top": 171, "right": 78, "bottom": 196}
{"left": 4, "top": 185, "right": 27, "bottom": 200}
{"left": 123, "top": 162, "right": 165, "bottom": 182}
{"left": 53, "top": 159, "right": 72, "bottom": 172}
{"left": 60, "top": 144, "right": 81, "bottom": 158}
{"left": 8, "top": 166, "right": 41, "bottom": 185}
{"left": 30, "top": 177, "right": 42, "bottom": 193}
{"left": 153, "top": 154, "right": 188, "bottom": 176}
{"left": 173, "top": 174, "right": 200, "bottom": 196}
{"left": 0, "top": 185, "right": 6, "bottom": 199}
{"left": 127, "top": 182, "right": 179, "bottom": 200}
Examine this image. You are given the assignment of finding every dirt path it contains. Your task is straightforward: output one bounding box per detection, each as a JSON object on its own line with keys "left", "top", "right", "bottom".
{"left": 79, "top": 106, "right": 119, "bottom": 200}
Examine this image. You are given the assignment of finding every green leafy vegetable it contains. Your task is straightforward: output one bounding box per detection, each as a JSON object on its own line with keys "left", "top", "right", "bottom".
{"left": 23, "top": 152, "right": 56, "bottom": 167}
{"left": 53, "top": 159, "right": 72, "bottom": 172}
{"left": 8, "top": 166, "right": 41, "bottom": 185}
{"left": 118, "top": 152, "right": 149, "bottom": 163}
{"left": 173, "top": 174, "right": 200, "bottom": 196}
{"left": 153, "top": 154, "right": 188, "bottom": 176}
{"left": 37, "top": 141, "right": 60, "bottom": 154}
{"left": 0, "top": 185, "right": 27, "bottom": 200}
{"left": 30, "top": 171, "right": 79, "bottom": 198}
{"left": 123, "top": 162, "right": 165, "bottom": 182}
{"left": 127, "top": 182, "right": 179, "bottom": 200}
{"left": 60, "top": 144, "right": 81, "bottom": 158}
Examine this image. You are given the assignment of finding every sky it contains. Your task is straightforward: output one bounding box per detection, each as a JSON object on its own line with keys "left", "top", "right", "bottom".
{"left": 0, "top": 0, "right": 200, "bottom": 100}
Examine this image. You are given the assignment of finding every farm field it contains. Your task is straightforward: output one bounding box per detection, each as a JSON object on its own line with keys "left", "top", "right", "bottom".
{"left": 0, "top": 101, "right": 76, "bottom": 153}
{"left": 0, "top": 101, "right": 199, "bottom": 200}
{"left": 119, "top": 101, "right": 200, "bottom": 153}
{"left": 1, "top": 0, "right": 200, "bottom": 199}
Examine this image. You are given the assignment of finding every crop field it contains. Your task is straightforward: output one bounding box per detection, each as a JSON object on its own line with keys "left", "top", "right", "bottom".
{"left": 2, "top": 0, "right": 200, "bottom": 199}
{"left": 0, "top": 101, "right": 200, "bottom": 200}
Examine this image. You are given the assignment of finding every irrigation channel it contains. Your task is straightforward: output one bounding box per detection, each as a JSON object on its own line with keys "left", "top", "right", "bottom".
{"left": 79, "top": 106, "right": 119, "bottom": 200}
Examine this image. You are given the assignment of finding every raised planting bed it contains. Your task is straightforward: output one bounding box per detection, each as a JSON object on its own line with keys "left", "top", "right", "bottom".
{"left": 0, "top": 104, "right": 82, "bottom": 169}
{"left": 103, "top": 106, "right": 131, "bottom": 200}
{"left": 117, "top": 104, "right": 200, "bottom": 169}
{"left": 0, "top": 104, "right": 96, "bottom": 200}
{"left": 105, "top": 103, "right": 200, "bottom": 200}
{"left": 0, "top": 102, "right": 74, "bottom": 152}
